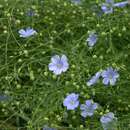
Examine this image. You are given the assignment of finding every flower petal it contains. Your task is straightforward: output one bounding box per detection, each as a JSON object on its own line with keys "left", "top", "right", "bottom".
{"left": 18, "top": 29, "right": 26, "bottom": 35}
{"left": 48, "top": 63, "right": 56, "bottom": 71}
{"left": 110, "top": 78, "right": 116, "bottom": 86}
{"left": 81, "top": 111, "right": 87, "bottom": 118}
{"left": 85, "top": 100, "right": 92, "bottom": 107}
{"left": 51, "top": 55, "right": 60, "bottom": 64}
{"left": 93, "top": 103, "right": 98, "bottom": 109}
{"left": 103, "top": 78, "right": 109, "bottom": 85}
{"left": 53, "top": 69, "right": 62, "bottom": 75}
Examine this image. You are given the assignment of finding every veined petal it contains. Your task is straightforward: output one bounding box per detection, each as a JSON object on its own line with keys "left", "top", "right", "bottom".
{"left": 114, "top": 1, "right": 128, "bottom": 7}
{"left": 18, "top": 29, "right": 26, "bottom": 34}
{"left": 87, "top": 112, "right": 94, "bottom": 116}
{"left": 53, "top": 69, "right": 63, "bottom": 75}
{"left": 48, "top": 63, "right": 56, "bottom": 71}
{"left": 103, "top": 78, "right": 109, "bottom": 85}
{"left": 81, "top": 111, "right": 87, "bottom": 118}
{"left": 93, "top": 103, "right": 98, "bottom": 109}
{"left": 110, "top": 78, "right": 116, "bottom": 86}
{"left": 61, "top": 55, "right": 68, "bottom": 62}
{"left": 101, "top": 70, "right": 108, "bottom": 78}
{"left": 87, "top": 71, "right": 101, "bottom": 86}
{"left": 80, "top": 104, "right": 87, "bottom": 110}
{"left": 85, "top": 100, "right": 92, "bottom": 107}
{"left": 51, "top": 55, "right": 60, "bottom": 63}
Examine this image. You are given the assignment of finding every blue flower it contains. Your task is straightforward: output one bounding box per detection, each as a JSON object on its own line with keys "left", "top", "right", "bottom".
{"left": 100, "top": 112, "right": 117, "bottom": 130}
{"left": 87, "top": 72, "right": 101, "bottom": 86}
{"left": 0, "top": 94, "right": 9, "bottom": 101}
{"left": 71, "top": 0, "right": 81, "bottom": 4}
{"left": 48, "top": 55, "right": 69, "bottom": 75}
{"left": 101, "top": 0, "right": 114, "bottom": 14}
{"left": 106, "top": 0, "right": 114, "bottom": 3}
{"left": 101, "top": 67, "right": 119, "bottom": 86}
{"left": 101, "top": 3, "right": 113, "bottom": 14}
{"left": 114, "top": 1, "right": 128, "bottom": 7}
{"left": 80, "top": 100, "right": 98, "bottom": 118}
{"left": 86, "top": 32, "right": 98, "bottom": 47}
{"left": 63, "top": 93, "right": 79, "bottom": 110}
{"left": 43, "top": 128, "right": 57, "bottom": 130}
{"left": 18, "top": 28, "right": 37, "bottom": 38}
{"left": 100, "top": 112, "right": 115, "bottom": 123}
{"left": 101, "top": 0, "right": 128, "bottom": 14}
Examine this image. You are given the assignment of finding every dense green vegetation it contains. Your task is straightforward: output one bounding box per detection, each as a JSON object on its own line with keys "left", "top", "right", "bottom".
{"left": 0, "top": 0, "right": 130, "bottom": 129}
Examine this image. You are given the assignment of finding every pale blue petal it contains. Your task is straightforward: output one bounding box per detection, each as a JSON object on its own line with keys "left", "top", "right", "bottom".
{"left": 53, "top": 69, "right": 63, "bottom": 75}
{"left": 81, "top": 111, "right": 87, "bottom": 118}
{"left": 110, "top": 78, "right": 116, "bottom": 86}
{"left": 80, "top": 104, "right": 87, "bottom": 110}
{"left": 87, "top": 112, "right": 94, "bottom": 116}
{"left": 87, "top": 72, "right": 101, "bottom": 86}
{"left": 85, "top": 100, "right": 92, "bottom": 107}
{"left": 93, "top": 103, "right": 98, "bottom": 109}
{"left": 51, "top": 55, "right": 60, "bottom": 64}
{"left": 18, "top": 29, "right": 26, "bottom": 35}
{"left": 48, "top": 63, "right": 56, "bottom": 71}
{"left": 103, "top": 78, "right": 109, "bottom": 85}
{"left": 114, "top": 1, "right": 128, "bottom": 7}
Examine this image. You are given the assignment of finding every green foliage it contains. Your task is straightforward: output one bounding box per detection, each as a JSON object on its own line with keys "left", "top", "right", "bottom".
{"left": 0, "top": 0, "right": 130, "bottom": 129}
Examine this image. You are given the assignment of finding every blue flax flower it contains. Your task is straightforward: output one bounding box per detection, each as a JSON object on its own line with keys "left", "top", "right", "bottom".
{"left": 114, "top": 1, "right": 128, "bottom": 7}
{"left": 0, "top": 94, "right": 9, "bottom": 101}
{"left": 71, "top": 0, "right": 81, "bottom": 4}
{"left": 18, "top": 27, "right": 37, "bottom": 38}
{"left": 43, "top": 128, "right": 57, "bottom": 130}
{"left": 63, "top": 93, "right": 79, "bottom": 110}
{"left": 49, "top": 55, "right": 69, "bottom": 75}
{"left": 100, "top": 112, "right": 117, "bottom": 130}
{"left": 101, "top": 67, "right": 119, "bottom": 86}
{"left": 101, "top": 4, "right": 113, "bottom": 14}
{"left": 86, "top": 32, "right": 98, "bottom": 47}
{"left": 80, "top": 100, "right": 98, "bottom": 118}
{"left": 101, "top": 0, "right": 114, "bottom": 14}
{"left": 101, "top": 0, "right": 129, "bottom": 14}
{"left": 87, "top": 72, "right": 101, "bottom": 86}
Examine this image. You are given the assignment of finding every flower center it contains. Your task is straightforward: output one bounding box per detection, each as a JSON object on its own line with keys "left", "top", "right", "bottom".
{"left": 56, "top": 62, "right": 63, "bottom": 69}
{"left": 109, "top": 74, "right": 113, "bottom": 79}
{"left": 70, "top": 100, "right": 75, "bottom": 105}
